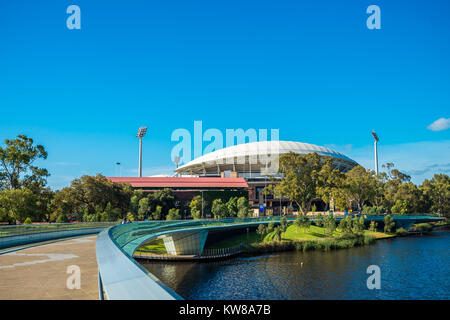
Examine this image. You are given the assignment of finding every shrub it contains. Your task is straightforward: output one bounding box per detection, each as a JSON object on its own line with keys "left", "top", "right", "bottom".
{"left": 24, "top": 217, "right": 32, "bottom": 224}
{"left": 166, "top": 208, "right": 181, "bottom": 220}
{"left": 411, "top": 223, "right": 433, "bottom": 233}
{"left": 396, "top": 228, "right": 409, "bottom": 236}
{"left": 256, "top": 224, "right": 267, "bottom": 236}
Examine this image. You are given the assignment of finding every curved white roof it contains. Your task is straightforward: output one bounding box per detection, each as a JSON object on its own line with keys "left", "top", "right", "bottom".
{"left": 176, "top": 140, "right": 358, "bottom": 174}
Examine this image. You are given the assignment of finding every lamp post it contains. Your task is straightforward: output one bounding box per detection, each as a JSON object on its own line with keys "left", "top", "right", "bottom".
{"left": 137, "top": 127, "right": 148, "bottom": 177}
{"left": 371, "top": 131, "right": 379, "bottom": 175}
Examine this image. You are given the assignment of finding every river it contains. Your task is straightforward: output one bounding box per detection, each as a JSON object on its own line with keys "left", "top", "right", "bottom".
{"left": 141, "top": 229, "right": 450, "bottom": 299}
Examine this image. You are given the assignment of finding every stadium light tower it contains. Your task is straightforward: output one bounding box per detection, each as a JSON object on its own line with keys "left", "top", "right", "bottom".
{"left": 371, "top": 131, "right": 379, "bottom": 175}
{"left": 137, "top": 127, "right": 148, "bottom": 178}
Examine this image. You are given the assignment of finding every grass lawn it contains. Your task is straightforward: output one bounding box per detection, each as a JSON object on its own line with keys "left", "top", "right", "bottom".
{"left": 135, "top": 238, "right": 167, "bottom": 254}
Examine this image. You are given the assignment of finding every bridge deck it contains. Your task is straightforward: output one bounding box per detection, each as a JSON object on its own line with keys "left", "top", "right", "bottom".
{"left": 0, "top": 235, "right": 99, "bottom": 300}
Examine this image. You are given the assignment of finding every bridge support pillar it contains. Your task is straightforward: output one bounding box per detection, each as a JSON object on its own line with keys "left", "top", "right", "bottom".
{"left": 162, "top": 231, "right": 208, "bottom": 256}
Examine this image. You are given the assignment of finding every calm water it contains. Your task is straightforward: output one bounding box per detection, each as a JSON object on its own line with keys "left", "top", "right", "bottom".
{"left": 141, "top": 229, "right": 450, "bottom": 300}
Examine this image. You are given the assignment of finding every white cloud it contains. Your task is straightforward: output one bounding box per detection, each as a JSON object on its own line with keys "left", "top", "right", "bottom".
{"left": 427, "top": 118, "right": 450, "bottom": 131}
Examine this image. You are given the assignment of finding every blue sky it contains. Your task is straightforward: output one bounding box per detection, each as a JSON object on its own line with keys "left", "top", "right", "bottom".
{"left": 0, "top": 0, "right": 449, "bottom": 189}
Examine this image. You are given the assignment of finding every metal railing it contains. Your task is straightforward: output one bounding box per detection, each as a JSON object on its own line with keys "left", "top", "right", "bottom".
{"left": 0, "top": 221, "right": 119, "bottom": 249}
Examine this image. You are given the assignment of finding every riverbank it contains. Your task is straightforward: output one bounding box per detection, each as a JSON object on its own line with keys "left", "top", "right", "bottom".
{"left": 206, "top": 224, "right": 395, "bottom": 255}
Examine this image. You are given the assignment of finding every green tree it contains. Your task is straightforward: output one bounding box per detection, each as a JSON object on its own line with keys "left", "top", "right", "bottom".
{"left": 138, "top": 197, "right": 149, "bottom": 221}
{"left": 324, "top": 214, "right": 336, "bottom": 236}
{"left": 369, "top": 220, "right": 378, "bottom": 232}
{"left": 342, "top": 166, "right": 377, "bottom": 212}
{"left": 276, "top": 152, "right": 324, "bottom": 215}
{"left": 24, "top": 217, "right": 32, "bottom": 224}
{"left": 166, "top": 208, "right": 181, "bottom": 220}
{"left": 129, "top": 195, "right": 139, "bottom": 220}
{"left": 189, "top": 197, "right": 202, "bottom": 219}
{"left": 420, "top": 174, "right": 450, "bottom": 217}
{"left": 237, "top": 196, "right": 251, "bottom": 218}
{"left": 152, "top": 205, "right": 162, "bottom": 220}
{"left": 0, "top": 135, "right": 49, "bottom": 190}
{"left": 0, "top": 188, "right": 37, "bottom": 223}
{"left": 256, "top": 224, "right": 267, "bottom": 237}
{"left": 294, "top": 215, "right": 311, "bottom": 230}
{"left": 315, "top": 213, "right": 325, "bottom": 227}
{"left": 273, "top": 226, "right": 282, "bottom": 241}
{"left": 280, "top": 216, "right": 289, "bottom": 232}
{"left": 384, "top": 215, "right": 395, "bottom": 233}
{"left": 226, "top": 196, "right": 238, "bottom": 217}
{"left": 211, "top": 199, "right": 227, "bottom": 219}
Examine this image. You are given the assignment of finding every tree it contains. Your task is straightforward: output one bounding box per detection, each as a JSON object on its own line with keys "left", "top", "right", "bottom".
{"left": 189, "top": 197, "right": 202, "bottom": 219}
{"left": 152, "top": 205, "right": 162, "bottom": 220}
{"left": 256, "top": 224, "right": 267, "bottom": 237}
{"left": 369, "top": 220, "right": 378, "bottom": 232}
{"left": 129, "top": 195, "right": 139, "bottom": 220}
{"left": 24, "top": 217, "right": 32, "bottom": 224}
{"left": 420, "top": 174, "right": 450, "bottom": 217}
{"left": 237, "top": 197, "right": 251, "bottom": 218}
{"left": 384, "top": 215, "right": 395, "bottom": 233}
{"left": 315, "top": 213, "right": 325, "bottom": 227}
{"left": 138, "top": 197, "right": 149, "bottom": 221}
{"left": 324, "top": 214, "right": 336, "bottom": 236}
{"left": 150, "top": 188, "right": 175, "bottom": 219}
{"left": 0, "top": 135, "right": 49, "bottom": 190}
{"left": 342, "top": 166, "right": 377, "bottom": 212}
{"left": 275, "top": 152, "right": 324, "bottom": 215}
{"left": 211, "top": 199, "right": 227, "bottom": 219}
{"left": 225, "top": 196, "right": 239, "bottom": 217}
{"left": 280, "top": 216, "right": 289, "bottom": 232}
{"left": 294, "top": 215, "right": 311, "bottom": 230}
{"left": 316, "top": 158, "right": 346, "bottom": 211}
{"left": 166, "top": 208, "right": 181, "bottom": 220}
{"left": 0, "top": 188, "right": 37, "bottom": 223}
{"left": 273, "top": 226, "right": 283, "bottom": 241}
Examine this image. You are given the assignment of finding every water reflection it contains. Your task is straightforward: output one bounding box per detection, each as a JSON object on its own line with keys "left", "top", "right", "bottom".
{"left": 140, "top": 229, "right": 450, "bottom": 300}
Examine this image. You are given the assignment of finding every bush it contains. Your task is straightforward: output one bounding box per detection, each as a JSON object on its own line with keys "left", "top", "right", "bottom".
{"left": 396, "top": 228, "right": 409, "bottom": 236}
{"left": 411, "top": 223, "right": 433, "bottom": 233}
{"left": 256, "top": 224, "right": 267, "bottom": 236}
{"left": 24, "top": 217, "right": 32, "bottom": 224}
{"left": 294, "top": 215, "right": 311, "bottom": 230}
{"left": 55, "top": 215, "right": 66, "bottom": 223}
{"left": 166, "top": 208, "right": 181, "bottom": 220}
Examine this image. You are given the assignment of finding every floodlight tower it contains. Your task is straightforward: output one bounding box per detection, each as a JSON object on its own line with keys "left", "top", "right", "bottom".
{"left": 371, "top": 131, "right": 379, "bottom": 175}
{"left": 137, "top": 127, "right": 148, "bottom": 177}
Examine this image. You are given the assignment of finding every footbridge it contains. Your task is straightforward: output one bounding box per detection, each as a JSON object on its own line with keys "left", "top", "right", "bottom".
{"left": 96, "top": 217, "right": 283, "bottom": 300}
{"left": 95, "top": 214, "right": 444, "bottom": 300}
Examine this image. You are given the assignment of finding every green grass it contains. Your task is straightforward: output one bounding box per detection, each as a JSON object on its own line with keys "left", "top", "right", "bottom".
{"left": 135, "top": 239, "right": 167, "bottom": 254}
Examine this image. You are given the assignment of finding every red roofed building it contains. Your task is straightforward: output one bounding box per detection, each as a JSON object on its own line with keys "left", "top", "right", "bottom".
{"left": 106, "top": 177, "right": 251, "bottom": 215}
{"left": 107, "top": 177, "right": 249, "bottom": 190}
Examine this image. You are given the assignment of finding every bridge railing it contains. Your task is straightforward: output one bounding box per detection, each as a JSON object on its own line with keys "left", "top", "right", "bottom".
{"left": 0, "top": 222, "right": 118, "bottom": 249}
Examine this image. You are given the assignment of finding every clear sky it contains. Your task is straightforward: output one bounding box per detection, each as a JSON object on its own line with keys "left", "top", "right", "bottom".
{"left": 0, "top": 0, "right": 449, "bottom": 189}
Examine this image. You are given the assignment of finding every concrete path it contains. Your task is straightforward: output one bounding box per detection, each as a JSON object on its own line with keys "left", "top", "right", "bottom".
{"left": 0, "top": 235, "right": 99, "bottom": 300}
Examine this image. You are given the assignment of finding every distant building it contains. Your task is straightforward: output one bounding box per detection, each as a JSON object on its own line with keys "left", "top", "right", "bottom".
{"left": 175, "top": 141, "right": 358, "bottom": 214}
{"left": 108, "top": 141, "right": 358, "bottom": 216}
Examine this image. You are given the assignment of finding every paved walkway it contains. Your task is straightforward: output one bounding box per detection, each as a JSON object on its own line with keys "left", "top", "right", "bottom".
{"left": 0, "top": 235, "right": 99, "bottom": 300}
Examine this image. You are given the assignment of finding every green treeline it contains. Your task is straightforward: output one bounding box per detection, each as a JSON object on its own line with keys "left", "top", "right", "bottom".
{"left": 266, "top": 152, "right": 449, "bottom": 217}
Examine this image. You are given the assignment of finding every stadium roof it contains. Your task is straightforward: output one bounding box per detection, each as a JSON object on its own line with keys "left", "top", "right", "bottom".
{"left": 176, "top": 140, "right": 358, "bottom": 176}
